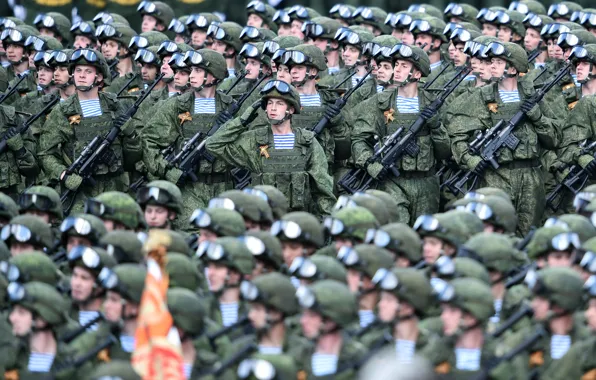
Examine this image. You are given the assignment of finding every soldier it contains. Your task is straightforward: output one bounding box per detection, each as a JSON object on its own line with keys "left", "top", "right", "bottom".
{"left": 59, "top": 214, "right": 107, "bottom": 253}
{"left": 51, "top": 48, "right": 76, "bottom": 102}
{"left": 329, "top": 4, "right": 355, "bottom": 27}
{"left": 214, "top": 190, "right": 274, "bottom": 231}
{"left": 205, "top": 79, "right": 337, "bottom": 216}
{"left": 548, "top": 2, "right": 584, "bottom": 22}
{"left": 190, "top": 207, "right": 246, "bottom": 243}
{"left": 247, "top": 185, "right": 290, "bottom": 220}
{"left": 239, "top": 26, "right": 276, "bottom": 45}
{"left": 487, "top": 10, "right": 526, "bottom": 45}
{"left": 137, "top": 1, "right": 174, "bottom": 33}
{"left": 522, "top": 13, "right": 554, "bottom": 68}
{"left": 446, "top": 41, "right": 562, "bottom": 234}
{"left": 168, "top": 16, "right": 190, "bottom": 45}
{"left": 7, "top": 250, "right": 62, "bottom": 286}
{"left": 84, "top": 191, "right": 140, "bottom": 232}
{"left": 351, "top": 6, "right": 390, "bottom": 37}
{"left": 219, "top": 41, "right": 273, "bottom": 97}
{"left": 6, "top": 281, "right": 90, "bottom": 378}
{"left": 71, "top": 21, "right": 98, "bottom": 50}
{"left": 409, "top": 16, "right": 448, "bottom": 75}
{"left": 206, "top": 22, "right": 244, "bottom": 78}
{"left": 18, "top": 186, "right": 62, "bottom": 226}
{"left": 413, "top": 212, "right": 469, "bottom": 265}
{"left": 364, "top": 223, "right": 424, "bottom": 268}
{"left": 320, "top": 206, "right": 379, "bottom": 257}
{"left": 33, "top": 12, "right": 71, "bottom": 44}
{"left": 0, "top": 26, "right": 39, "bottom": 99}
{"left": 185, "top": 13, "right": 221, "bottom": 50}
{"left": 323, "top": 26, "right": 373, "bottom": 90}
{"left": 236, "top": 273, "right": 311, "bottom": 369}
{"left": 444, "top": 3, "right": 480, "bottom": 24}
{"left": 0, "top": 194, "right": 19, "bottom": 227}
{"left": 304, "top": 17, "right": 342, "bottom": 75}
{"left": 351, "top": 44, "right": 451, "bottom": 224}
{"left": 288, "top": 255, "right": 347, "bottom": 284}
{"left": 384, "top": 11, "right": 422, "bottom": 44}
{"left": 243, "top": 231, "right": 283, "bottom": 276}
{"left": 526, "top": 226, "right": 581, "bottom": 268}
{"left": 135, "top": 180, "right": 182, "bottom": 230}
{"left": 278, "top": 6, "right": 320, "bottom": 40}
{"left": 98, "top": 230, "right": 143, "bottom": 263}
{"left": 39, "top": 50, "right": 142, "bottom": 213}
{"left": 197, "top": 237, "right": 254, "bottom": 328}
{"left": 296, "top": 279, "right": 366, "bottom": 378}
{"left": 246, "top": 1, "right": 278, "bottom": 32}
{"left": 2, "top": 214, "right": 53, "bottom": 256}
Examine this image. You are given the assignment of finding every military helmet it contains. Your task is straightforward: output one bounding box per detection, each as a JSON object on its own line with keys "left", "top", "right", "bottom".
{"left": 246, "top": 1, "right": 278, "bottom": 32}
{"left": 95, "top": 22, "right": 137, "bottom": 47}
{"left": 365, "top": 223, "right": 423, "bottom": 264}
{"left": 444, "top": 3, "right": 480, "bottom": 24}
{"left": 364, "top": 190, "right": 401, "bottom": 223}
{"left": 129, "top": 31, "right": 168, "bottom": 56}
{"left": 85, "top": 191, "right": 139, "bottom": 230}
{"left": 239, "top": 42, "right": 271, "bottom": 67}
{"left": 2, "top": 214, "right": 53, "bottom": 250}
{"left": 409, "top": 16, "right": 448, "bottom": 42}
{"left": 325, "top": 206, "right": 378, "bottom": 242}
{"left": 103, "top": 264, "right": 147, "bottom": 303}
{"left": 218, "top": 190, "right": 274, "bottom": 225}
{"left": 208, "top": 21, "right": 243, "bottom": 52}
{"left": 241, "top": 272, "right": 298, "bottom": 315}
{"left": 285, "top": 43, "right": 327, "bottom": 71}
{"left": 576, "top": 184, "right": 596, "bottom": 214}
{"left": 432, "top": 255, "right": 490, "bottom": 284}
{"left": 34, "top": 12, "right": 71, "bottom": 42}
{"left": 285, "top": 6, "right": 320, "bottom": 22}
{"left": 167, "top": 287, "right": 206, "bottom": 335}
{"left": 372, "top": 267, "right": 432, "bottom": 316}
{"left": 137, "top": 1, "right": 174, "bottom": 27}
{"left": 526, "top": 267, "right": 583, "bottom": 311}
{"left": 569, "top": 43, "right": 596, "bottom": 66}
{"left": 190, "top": 207, "right": 246, "bottom": 237}
{"left": 248, "top": 186, "right": 289, "bottom": 220}
{"left": 0, "top": 193, "right": 18, "bottom": 222}
{"left": 305, "top": 17, "right": 342, "bottom": 41}
{"left": 70, "top": 20, "right": 96, "bottom": 41}
{"left": 271, "top": 212, "right": 324, "bottom": 248}
{"left": 387, "top": 43, "right": 431, "bottom": 76}
{"left": 510, "top": 0, "right": 547, "bottom": 15}
{"left": 161, "top": 230, "right": 192, "bottom": 256}
{"left": 408, "top": 4, "right": 445, "bottom": 19}
{"left": 19, "top": 186, "right": 62, "bottom": 219}
{"left": 8, "top": 281, "right": 68, "bottom": 326}
{"left": 548, "top": 2, "right": 583, "bottom": 20}
{"left": 492, "top": 10, "right": 527, "bottom": 37}
{"left": 185, "top": 13, "right": 221, "bottom": 32}
{"left": 483, "top": 40, "right": 529, "bottom": 73}
{"left": 67, "top": 245, "right": 117, "bottom": 277}
{"left": 99, "top": 231, "right": 144, "bottom": 264}
{"left": 26, "top": 35, "right": 63, "bottom": 53}
{"left": 462, "top": 195, "right": 517, "bottom": 234}
{"left": 166, "top": 253, "right": 203, "bottom": 291}
{"left": 272, "top": 35, "right": 302, "bottom": 49}
{"left": 68, "top": 48, "right": 110, "bottom": 81}
{"left": 1, "top": 26, "right": 35, "bottom": 49}
{"left": 244, "top": 231, "right": 283, "bottom": 270}
{"left": 467, "top": 186, "right": 513, "bottom": 203}
{"left": 88, "top": 360, "right": 140, "bottom": 380}
{"left": 181, "top": 48, "right": 227, "bottom": 80}
{"left": 438, "top": 277, "right": 494, "bottom": 322}
{"left": 546, "top": 214, "right": 596, "bottom": 243}
{"left": 7, "top": 251, "right": 60, "bottom": 285}
{"left": 237, "top": 354, "right": 297, "bottom": 380}
{"left": 448, "top": 210, "right": 484, "bottom": 241}
{"left": 296, "top": 279, "right": 357, "bottom": 327}
{"left": 463, "top": 232, "right": 528, "bottom": 274}
{"left": 523, "top": 13, "right": 554, "bottom": 31}
{"left": 260, "top": 80, "right": 302, "bottom": 114}
{"left": 289, "top": 255, "right": 347, "bottom": 283}
{"left": 414, "top": 212, "right": 467, "bottom": 248}
{"left": 137, "top": 180, "right": 182, "bottom": 214}
{"left": 351, "top": 6, "right": 391, "bottom": 34}
{"left": 197, "top": 237, "right": 254, "bottom": 275}
{"left": 92, "top": 12, "right": 131, "bottom": 26}
{"left": 335, "top": 25, "right": 374, "bottom": 49}
{"left": 240, "top": 26, "right": 276, "bottom": 43}
{"left": 336, "top": 244, "right": 394, "bottom": 279}
{"left": 526, "top": 226, "right": 578, "bottom": 259}
{"left": 369, "top": 35, "right": 400, "bottom": 59}
{"left": 334, "top": 193, "right": 390, "bottom": 226}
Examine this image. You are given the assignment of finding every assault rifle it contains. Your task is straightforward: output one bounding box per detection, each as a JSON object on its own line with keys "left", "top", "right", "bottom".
{"left": 338, "top": 66, "right": 471, "bottom": 194}
{"left": 0, "top": 72, "right": 27, "bottom": 104}
{"left": 448, "top": 63, "right": 571, "bottom": 195}
{"left": 60, "top": 73, "right": 165, "bottom": 215}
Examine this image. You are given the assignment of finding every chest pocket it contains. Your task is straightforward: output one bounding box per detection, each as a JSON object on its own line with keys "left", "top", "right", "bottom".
{"left": 385, "top": 109, "right": 433, "bottom": 172}
{"left": 487, "top": 98, "right": 539, "bottom": 163}
{"left": 292, "top": 106, "right": 334, "bottom": 164}
{"left": 253, "top": 140, "right": 311, "bottom": 212}
{"left": 71, "top": 113, "right": 123, "bottom": 176}
{"left": 180, "top": 113, "right": 226, "bottom": 173}
{"left": 561, "top": 82, "right": 581, "bottom": 106}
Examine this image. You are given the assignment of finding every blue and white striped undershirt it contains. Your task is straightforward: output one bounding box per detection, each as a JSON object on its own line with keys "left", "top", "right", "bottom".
{"left": 79, "top": 98, "right": 102, "bottom": 117}
{"left": 311, "top": 353, "right": 338, "bottom": 376}
{"left": 299, "top": 93, "right": 322, "bottom": 107}
{"left": 228, "top": 68, "right": 236, "bottom": 77}
{"left": 168, "top": 91, "right": 178, "bottom": 97}
{"left": 396, "top": 96, "right": 419, "bottom": 113}
{"left": 464, "top": 74, "right": 476, "bottom": 81}
{"left": 430, "top": 61, "right": 443, "bottom": 71}
{"left": 259, "top": 345, "right": 283, "bottom": 355}
{"left": 194, "top": 98, "right": 216, "bottom": 114}
{"left": 184, "top": 363, "right": 192, "bottom": 379}
{"left": 490, "top": 299, "right": 503, "bottom": 324}
{"left": 273, "top": 133, "right": 295, "bottom": 149}
{"left": 120, "top": 335, "right": 135, "bottom": 353}
{"left": 220, "top": 302, "right": 239, "bottom": 327}
{"left": 571, "top": 73, "right": 580, "bottom": 87}
{"left": 28, "top": 352, "right": 55, "bottom": 372}
{"left": 534, "top": 62, "right": 546, "bottom": 70}
{"left": 377, "top": 85, "right": 384, "bottom": 93}
{"left": 498, "top": 90, "right": 520, "bottom": 103}
{"left": 395, "top": 339, "right": 416, "bottom": 363}
{"left": 358, "top": 310, "right": 375, "bottom": 328}
{"left": 1, "top": 61, "right": 10, "bottom": 68}
{"left": 455, "top": 348, "right": 481, "bottom": 371}
{"left": 551, "top": 335, "right": 571, "bottom": 359}
{"left": 328, "top": 66, "right": 340, "bottom": 75}
{"left": 79, "top": 310, "right": 100, "bottom": 331}
{"left": 351, "top": 76, "right": 366, "bottom": 88}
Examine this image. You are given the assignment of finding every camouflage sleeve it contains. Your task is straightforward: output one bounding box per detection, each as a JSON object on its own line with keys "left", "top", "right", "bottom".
{"left": 532, "top": 96, "right": 563, "bottom": 150}
{"left": 558, "top": 96, "right": 596, "bottom": 166}
{"left": 205, "top": 118, "right": 259, "bottom": 172}
{"left": 308, "top": 138, "right": 337, "bottom": 216}
{"left": 351, "top": 97, "right": 383, "bottom": 168}
{"left": 16, "top": 127, "right": 39, "bottom": 177}
{"left": 142, "top": 98, "right": 184, "bottom": 178}
{"left": 540, "top": 340, "right": 590, "bottom": 380}
{"left": 38, "top": 106, "right": 71, "bottom": 181}
{"left": 444, "top": 90, "right": 491, "bottom": 170}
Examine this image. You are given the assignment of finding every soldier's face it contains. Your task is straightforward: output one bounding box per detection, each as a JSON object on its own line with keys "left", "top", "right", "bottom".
{"left": 400, "top": 31, "right": 415, "bottom": 46}
{"left": 191, "top": 30, "right": 207, "bottom": 48}
{"left": 585, "top": 299, "right": 596, "bottom": 331}
{"left": 247, "top": 14, "right": 265, "bottom": 28}
{"left": 281, "top": 241, "right": 304, "bottom": 267}
{"left": 161, "top": 56, "right": 174, "bottom": 79}
{"left": 497, "top": 26, "right": 513, "bottom": 43}
{"left": 248, "top": 302, "right": 267, "bottom": 328}
{"left": 10, "top": 243, "right": 36, "bottom": 256}
{"left": 144, "top": 204, "right": 170, "bottom": 228}
{"left": 5, "top": 44, "right": 24, "bottom": 63}
{"left": 104, "top": 291, "right": 124, "bottom": 322}
{"left": 452, "top": 43, "right": 468, "bottom": 67}
{"left": 103, "top": 219, "right": 126, "bottom": 232}
{"left": 266, "top": 98, "right": 291, "bottom": 120}
{"left": 290, "top": 64, "right": 309, "bottom": 84}
{"left": 300, "top": 309, "right": 323, "bottom": 338}
{"left": 441, "top": 304, "right": 463, "bottom": 336}
{"left": 370, "top": 60, "right": 378, "bottom": 77}
{"left": 54, "top": 66, "right": 70, "bottom": 86}
{"left": 393, "top": 60, "right": 416, "bottom": 83}
{"left": 531, "top": 295, "right": 550, "bottom": 321}
{"left": 422, "top": 236, "right": 443, "bottom": 264}
{"left": 74, "top": 35, "right": 94, "bottom": 49}
{"left": 9, "top": 305, "right": 33, "bottom": 336}
{"left": 39, "top": 28, "right": 57, "bottom": 38}
{"left": 37, "top": 66, "right": 54, "bottom": 86}
{"left": 211, "top": 40, "right": 228, "bottom": 54}
{"left": 174, "top": 70, "right": 190, "bottom": 88}
{"left": 376, "top": 61, "right": 394, "bottom": 83}
{"left": 378, "top": 291, "right": 399, "bottom": 322}
{"left": 278, "top": 24, "right": 292, "bottom": 37}
{"left": 482, "top": 23, "right": 498, "bottom": 37}
{"left": 524, "top": 28, "right": 542, "bottom": 52}
{"left": 576, "top": 61, "right": 595, "bottom": 82}
{"left": 207, "top": 262, "right": 229, "bottom": 292}
{"left": 342, "top": 45, "right": 361, "bottom": 66}
{"left": 415, "top": 34, "right": 434, "bottom": 53}
{"left": 245, "top": 58, "right": 262, "bottom": 79}
{"left": 141, "top": 63, "right": 158, "bottom": 82}
{"left": 101, "top": 39, "right": 120, "bottom": 60}
{"left": 290, "top": 20, "right": 305, "bottom": 40}
{"left": 66, "top": 236, "right": 92, "bottom": 254}
{"left": 198, "top": 229, "right": 218, "bottom": 244}
{"left": 71, "top": 266, "right": 96, "bottom": 302}
{"left": 174, "top": 34, "right": 185, "bottom": 44}
{"left": 142, "top": 15, "right": 158, "bottom": 33}
{"left": 478, "top": 59, "right": 493, "bottom": 81}
{"left": 312, "top": 38, "right": 329, "bottom": 53}
{"left": 490, "top": 57, "right": 507, "bottom": 78}
{"left": 546, "top": 250, "right": 574, "bottom": 268}
{"left": 547, "top": 39, "right": 564, "bottom": 60}
{"left": 276, "top": 64, "right": 291, "bottom": 83}
{"left": 346, "top": 269, "right": 361, "bottom": 293}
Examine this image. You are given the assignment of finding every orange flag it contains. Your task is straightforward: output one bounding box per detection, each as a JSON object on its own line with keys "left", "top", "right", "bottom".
{"left": 132, "top": 230, "right": 184, "bottom": 380}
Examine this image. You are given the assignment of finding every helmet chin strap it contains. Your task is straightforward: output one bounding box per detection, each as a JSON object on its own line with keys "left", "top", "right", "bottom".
{"left": 291, "top": 66, "right": 317, "bottom": 88}
{"left": 396, "top": 67, "right": 418, "bottom": 87}
{"left": 324, "top": 41, "right": 338, "bottom": 55}
{"left": 162, "top": 74, "right": 174, "bottom": 83}
{"left": 269, "top": 110, "right": 291, "bottom": 125}
{"left": 578, "top": 62, "right": 596, "bottom": 84}
{"left": 192, "top": 76, "right": 220, "bottom": 92}
{"left": 76, "top": 75, "right": 99, "bottom": 92}
{"left": 492, "top": 62, "right": 516, "bottom": 82}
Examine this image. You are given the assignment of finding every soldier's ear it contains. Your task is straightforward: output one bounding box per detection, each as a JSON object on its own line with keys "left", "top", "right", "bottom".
{"left": 96, "top": 72, "right": 104, "bottom": 84}
{"left": 412, "top": 68, "right": 422, "bottom": 80}
{"left": 289, "top": 106, "right": 295, "bottom": 115}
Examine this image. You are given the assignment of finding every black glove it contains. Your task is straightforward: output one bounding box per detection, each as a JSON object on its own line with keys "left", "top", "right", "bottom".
{"left": 472, "top": 160, "right": 489, "bottom": 176}
{"left": 240, "top": 100, "right": 262, "bottom": 126}
{"left": 215, "top": 110, "right": 234, "bottom": 126}
{"left": 324, "top": 103, "right": 342, "bottom": 121}
{"left": 113, "top": 114, "right": 129, "bottom": 129}
{"left": 586, "top": 159, "right": 596, "bottom": 176}
{"left": 420, "top": 106, "right": 436, "bottom": 121}
{"left": 4, "top": 127, "right": 18, "bottom": 139}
